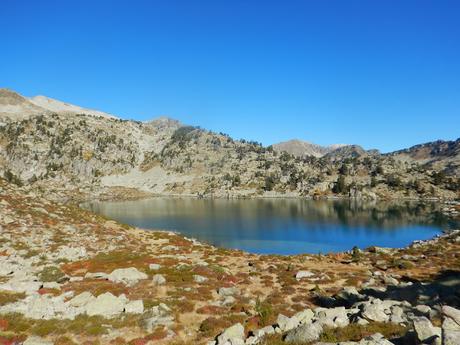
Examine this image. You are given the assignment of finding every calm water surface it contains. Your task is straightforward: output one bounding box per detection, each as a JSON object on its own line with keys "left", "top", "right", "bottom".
{"left": 83, "top": 198, "right": 458, "bottom": 254}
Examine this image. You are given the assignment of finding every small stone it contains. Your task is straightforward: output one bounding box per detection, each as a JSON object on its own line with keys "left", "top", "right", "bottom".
{"left": 149, "top": 263, "right": 161, "bottom": 270}
{"left": 194, "top": 274, "right": 208, "bottom": 283}
{"left": 152, "top": 274, "right": 166, "bottom": 285}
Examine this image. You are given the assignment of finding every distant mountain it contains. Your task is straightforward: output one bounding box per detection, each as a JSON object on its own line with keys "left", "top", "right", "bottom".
{"left": 0, "top": 89, "right": 45, "bottom": 118}
{"left": 323, "top": 145, "right": 381, "bottom": 161}
{"left": 273, "top": 139, "right": 348, "bottom": 158}
{"left": 0, "top": 88, "right": 115, "bottom": 119}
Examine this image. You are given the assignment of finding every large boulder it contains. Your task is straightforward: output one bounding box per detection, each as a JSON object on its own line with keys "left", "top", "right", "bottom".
{"left": 442, "top": 306, "right": 460, "bottom": 345}
{"left": 108, "top": 267, "right": 147, "bottom": 286}
{"left": 413, "top": 316, "right": 441, "bottom": 345}
{"left": 285, "top": 322, "right": 323, "bottom": 343}
{"left": 276, "top": 314, "right": 299, "bottom": 332}
{"left": 85, "top": 292, "right": 127, "bottom": 317}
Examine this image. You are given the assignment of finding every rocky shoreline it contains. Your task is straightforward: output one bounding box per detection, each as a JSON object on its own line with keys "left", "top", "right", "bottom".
{"left": 1, "top": 178, "right": 459, "bottom": 345}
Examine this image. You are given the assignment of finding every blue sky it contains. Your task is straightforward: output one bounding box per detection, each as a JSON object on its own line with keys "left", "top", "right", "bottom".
{"left": 1, "top": 0, "right": 459, "bottom": 152}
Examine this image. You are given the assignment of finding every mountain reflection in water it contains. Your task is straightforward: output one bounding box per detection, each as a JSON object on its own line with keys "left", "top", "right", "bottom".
{"left": 83, "top": 198, "right": 458, "bottom": 254}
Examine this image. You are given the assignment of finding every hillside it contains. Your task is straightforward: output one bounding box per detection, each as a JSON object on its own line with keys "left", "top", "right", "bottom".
{"left": 389, "top": 139, "right": 460, "bottom": 177}
{"left": 0, "top": 89, "right": 458, "bottom": 201}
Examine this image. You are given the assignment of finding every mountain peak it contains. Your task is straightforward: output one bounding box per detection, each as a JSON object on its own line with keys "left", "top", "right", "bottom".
{"left": 28, "top": 95, "right": 116, "bottom": 119}
{"left": 273, "top": 139, "right": 350, "bottom": 158}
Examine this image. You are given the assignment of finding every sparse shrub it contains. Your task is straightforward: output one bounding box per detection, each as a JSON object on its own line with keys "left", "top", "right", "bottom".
{"left": 38, "top": 266, "right": 65, "bottom": 282}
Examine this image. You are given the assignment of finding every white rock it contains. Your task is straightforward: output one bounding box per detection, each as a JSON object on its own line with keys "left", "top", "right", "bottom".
{"left": 108, "top": 267, "right": 148, "bottom": 286}
{"left": 295, "top": 271, "right": 315, "bottom": 280}
{"left": 194, "top": 274, "right": 208, "bottom": 283}
{"left": 149, "top": 263, "right": 161, "bottom": 270}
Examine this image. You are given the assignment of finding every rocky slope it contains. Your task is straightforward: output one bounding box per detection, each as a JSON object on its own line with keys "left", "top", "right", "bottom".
{"left": 0, "top": 89, "right": 458, "bottom": 202}
{"left": 389, "top": 139, "right": 460, "bottom": 177}
{"left": 0, "top": 178, "right": 459, "bottom": 345}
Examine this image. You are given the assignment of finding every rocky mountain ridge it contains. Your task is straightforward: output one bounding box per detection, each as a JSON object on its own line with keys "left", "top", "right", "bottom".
{"left": 0, "top": 88, "right": 115, "bottom": 120}
{"left": 0, "top": 89, "right": 458, "bottom": 202}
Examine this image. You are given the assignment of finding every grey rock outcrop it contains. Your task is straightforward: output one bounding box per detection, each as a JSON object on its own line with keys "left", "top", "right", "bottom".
{"left": 285, "top": 322, "right": 323, "bottom": 343}
{"left": 216, "top": 323, "right": 245, "bottom": 345}
{"left": 140, "top": 303, "right": 174, "bottom": 332}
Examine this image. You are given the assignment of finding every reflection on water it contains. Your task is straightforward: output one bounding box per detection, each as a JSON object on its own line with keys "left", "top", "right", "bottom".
{"left": 82, "top": 198, "right": 458, "bottom": 254}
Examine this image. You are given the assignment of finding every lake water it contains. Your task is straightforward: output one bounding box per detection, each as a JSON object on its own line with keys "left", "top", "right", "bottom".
{"left": 83, "top": 198, "right": 457, "bottom": 255}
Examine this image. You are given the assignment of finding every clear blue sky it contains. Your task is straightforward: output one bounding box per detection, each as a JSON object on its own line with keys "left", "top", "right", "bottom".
{"left": 1, "top": 0, "right": 459, "bottom": 152}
